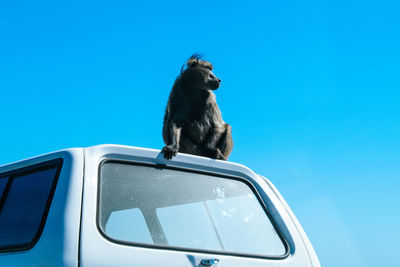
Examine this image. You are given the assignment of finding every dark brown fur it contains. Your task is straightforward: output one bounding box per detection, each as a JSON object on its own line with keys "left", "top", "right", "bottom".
{"left": 162, "top": 54, "right": 233, "bottom": 160}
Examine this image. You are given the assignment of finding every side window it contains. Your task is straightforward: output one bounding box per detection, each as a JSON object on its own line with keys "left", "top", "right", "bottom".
{"left": 99, "top": 162, "right": 288, "bottom": 258}
{"left": 0, "top": 159, "right": 62, "bottom": 252}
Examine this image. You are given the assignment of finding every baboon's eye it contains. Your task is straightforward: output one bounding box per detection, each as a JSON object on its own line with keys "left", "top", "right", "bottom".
{"left": 209, "top": 74, "right": 214, "bottom": 78}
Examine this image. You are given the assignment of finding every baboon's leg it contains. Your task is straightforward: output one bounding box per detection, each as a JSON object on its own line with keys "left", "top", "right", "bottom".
{"left": 179, "top": 135, "right": 203, "bottom": 157}
{"left": 216, "top": 123, "right": 233, "bottom": 160}
{"left": 200, "top": 124, "right": 233, "bottom": 160}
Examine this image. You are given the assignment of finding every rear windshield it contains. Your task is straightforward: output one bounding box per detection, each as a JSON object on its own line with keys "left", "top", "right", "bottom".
{"left": 0, "top": 159, "right": 62, "bottom": 252}
{"left": 99, "top": 162, "right": 287, "bottom": 258}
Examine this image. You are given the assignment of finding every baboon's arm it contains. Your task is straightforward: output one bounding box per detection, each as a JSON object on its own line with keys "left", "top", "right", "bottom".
{"left": 165, "top": 121, "right": 181, "bottom": 149}
{"left": 162, "top": 116, "right": 182, "bottom": 159}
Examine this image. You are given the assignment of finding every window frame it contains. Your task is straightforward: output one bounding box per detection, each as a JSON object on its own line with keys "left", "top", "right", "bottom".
{"left": 0, "top": 158, "right": 63, "bottom": 253}
{"left": 97, "top": 159, "right": 290, "bottom": 260}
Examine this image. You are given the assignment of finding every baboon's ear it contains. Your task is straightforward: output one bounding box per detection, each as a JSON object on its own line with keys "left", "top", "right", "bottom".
{"left": 187, "top": 59, "right": 198, "bottom": 68}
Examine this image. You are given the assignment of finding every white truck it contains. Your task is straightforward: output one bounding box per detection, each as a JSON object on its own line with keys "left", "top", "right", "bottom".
{"left": 0, "top": 144, "right": 320, "bottom": 267}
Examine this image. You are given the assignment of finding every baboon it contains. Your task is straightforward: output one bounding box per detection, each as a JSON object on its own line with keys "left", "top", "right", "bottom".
{"left": 162, "top": 54, "right": 233, "bottom": 160}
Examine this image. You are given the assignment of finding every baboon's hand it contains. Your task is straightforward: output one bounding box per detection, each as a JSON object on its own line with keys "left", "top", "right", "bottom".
{"left": 162, "top": 145, "right": 177, "bottom": 160}
{"left": 212, "top": 149, "right": 227, "bottom": 161}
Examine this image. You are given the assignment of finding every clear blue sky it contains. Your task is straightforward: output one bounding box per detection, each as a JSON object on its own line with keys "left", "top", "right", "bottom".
{"left": 1, "top": 1, "right": 399, "bottom": 266}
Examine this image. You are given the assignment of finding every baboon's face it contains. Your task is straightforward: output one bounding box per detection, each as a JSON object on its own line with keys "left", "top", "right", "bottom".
{"left": 205, "top": 68, "right": 221, "bottom": 90}
{"left": 187, "top": 60, "right": 221, "bottom": 90}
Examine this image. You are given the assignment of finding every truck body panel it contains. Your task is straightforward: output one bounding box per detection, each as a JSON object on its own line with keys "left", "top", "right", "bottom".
{"left": 0, "top": 145, "right": 320, "bottom": 267}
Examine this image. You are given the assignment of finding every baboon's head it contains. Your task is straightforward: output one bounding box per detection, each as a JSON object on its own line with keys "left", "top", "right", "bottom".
{"left": 182, "top": 54, "right": 221, "bottom": 91}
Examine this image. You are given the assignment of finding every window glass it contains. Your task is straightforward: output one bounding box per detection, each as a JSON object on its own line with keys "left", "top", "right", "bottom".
{"left": 157, "top": 202, "right": 222, "bottom": 250}
{"left": 0, "top": 163, "right": 60, "bottom": 251}
{"left": 205, "top": 194, "right": 284, "bottom": 255}
{"left": 106, "top": 208, "right": 152, "bottom": 244}
{"left": 0, "top": 177, "right": 8, "bottom": 199}
{"left": 100, "top": 162, "right": 286, "bottom": 257}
